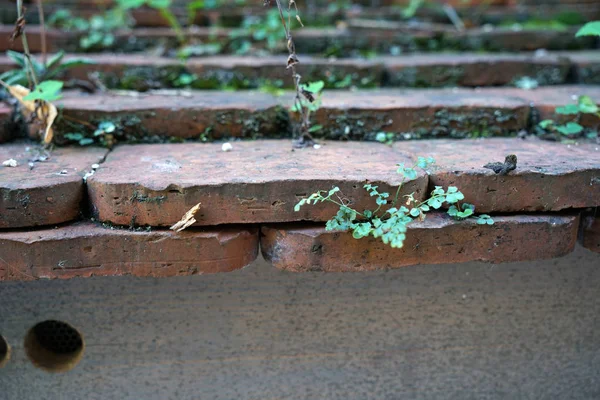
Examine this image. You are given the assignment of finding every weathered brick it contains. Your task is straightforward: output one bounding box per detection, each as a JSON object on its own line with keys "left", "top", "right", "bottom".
{"left": 383, "top": 53, "right": 570, "bottom": 87}
{"left": 0, "top": 52, "right": 577, "bottom": 90}
{"left": 581, "top": 215, "right": 600, "bottom": 254}
{"left": 395, "top": 138, "right": 600, "bottom": 213}
{"left": 0, "top": 54, "right": 383, "bottom": 91}
{"left": 87, "top": 141, "right": 428, "bottom": 227}
{"left": 0, "top": 222, "right": 259, "bottom": 280}
{"left": 55, "top": 90, "right": 286, "bottom": 142}
{"left": 1, "top": 24, "right": 596, "bottom": 54}
{"left": 54, "top": 88, "right": 531, "bottom": 142}
{"left": 0, "top": 144, "right": 108, "bottom": 228}
{"left": 316, "top": 88, "right": 530, "bottom": 138}
{"left": 261, "top": 214, "right": 579, "bottom": 272}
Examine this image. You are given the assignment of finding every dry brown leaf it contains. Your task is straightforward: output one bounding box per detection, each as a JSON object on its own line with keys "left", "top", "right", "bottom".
{"left": 170, "top": 202, "right": 201, "bottom": 232}
{"left": 1, "top": 83, "right": 57, "bottom": 144}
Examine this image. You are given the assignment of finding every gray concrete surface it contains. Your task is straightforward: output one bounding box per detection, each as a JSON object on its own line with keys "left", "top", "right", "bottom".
{"left": 1, "top": 245, "right": 599, "bottom": 400}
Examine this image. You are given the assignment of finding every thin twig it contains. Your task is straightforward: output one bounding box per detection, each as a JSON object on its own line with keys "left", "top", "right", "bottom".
{"left": 36, "top": 0, "right": 47, "bottom": 65}
{"left": 16, "top": 0, "right": 38, "bottom": 88}
{"left": 271, "top": 0, "right": 314, "bottom": 146}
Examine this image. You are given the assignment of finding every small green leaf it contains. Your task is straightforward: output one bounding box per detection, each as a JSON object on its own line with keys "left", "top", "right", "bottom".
{"left": 79, "top": 138, "right": 95, "bottom": 146}
{"left": 447, "top": 205, "right": 458, "bottom": 217}
{"left": 428, "top": 198, "right": 443, "bottom": 209}
{"left": 419, "top": 204, "right": 430, "bottom": 212}
{"left": 352, "top": 222, "right": 372, "bottom": 239}
{"left": 376, "top": 197, "right": 387, "bottom": 206}
{"left": 432, "top": 186, "right": 445, "bottom": 196}
{"left": 116, "top": 0, "right": 147, "bottom": 9}
{"left": 302, "top": 81, "right": 325, "bottom": 93}
{"left": 576, "top": 21, "right": 600, "bottom": 37}
{"left": 555, "top": 104, "right": 580, "bottom": 115}
{"left": 401, "top": 168, "right": 417, "bottom": 180}
{"left": 308, "top": 124, "right": 323, "bottom": 133}
{"left": 539, "top": 119, "right": 554, "bottom": 129}
{"left": 555, "top": 122, "right": 583, "bottom": 135}
{"left": 22, "top": 80, "right": 64, "bottom": 102}
{"left": 578, "top": 95, "right": 599, "bottom": 114}
{"left": 409, "top": 208, "right": 420, "bottom": 217}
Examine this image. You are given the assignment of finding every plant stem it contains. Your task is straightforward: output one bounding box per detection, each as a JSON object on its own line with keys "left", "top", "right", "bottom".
{"left": 16, "top": 0, "right": 38, "bottom": 88}
{"left": 36, "top": 0, "right": 47, "bottom": 65}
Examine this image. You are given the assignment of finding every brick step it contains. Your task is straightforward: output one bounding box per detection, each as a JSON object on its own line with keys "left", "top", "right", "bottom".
{"left": 4, "top": 2, "right": 600, "bottom": 28}
{"left": 0, "top": 143, "right": 108, "bottom": 228}
{"left": 86, "top": 138, "right": 599, "bottom": 227}
{"left": 0, "top": 24, "right": 595, "bottom": 55}
{"left": 5, "top": 52, "right": 600, "bottom": 89}
{"left": 5, "top": 2, "right": 600, "bottom": 27}
{"left": 261, "top": 214, "right": 580, "bottom": 272}
{"left": 0, "top": 222, "right": 259, "bottom": 280}
{"left": 40, "top": 86, "right": 600, "bottom": 144}
{"left": 2, "top": 139, "right": 598, "bottom": 230}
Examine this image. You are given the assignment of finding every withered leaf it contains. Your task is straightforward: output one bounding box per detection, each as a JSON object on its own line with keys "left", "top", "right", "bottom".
{"left": 1, "top": 83, "right": 57, "bottom": 144}
{"left": 287, "top": 54, "right": 299, "bottom": 68}
{"left": 170, "top": 202, "right": 202, "bottom": 232}
{"left": 301, "top": 89, "right": 315, "bottom": 103}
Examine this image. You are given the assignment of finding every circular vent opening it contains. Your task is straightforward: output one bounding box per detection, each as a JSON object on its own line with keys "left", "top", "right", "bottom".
{"left": 24, "top": 320, "right": 84, "bottom": 372}
{"left": 0, "top": 335, "right": 10, "bottom": 368}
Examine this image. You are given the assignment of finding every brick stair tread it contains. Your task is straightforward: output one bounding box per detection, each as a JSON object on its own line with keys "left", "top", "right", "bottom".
{"left": 0, "top": 143, "right": 108, "bottom": 228}
{"left": 49, "top": 86, "right": 600, "bottom": 142}
{"left": 261, "top": 213, "right": 580, "bottom": 272}
{"left": 0, "top": 222, "right": 259, "bottom": 280}
{"left": 395, "top": 138, "right": 600, "bottom": 212}
{"left": 2, "top": 51, "right": 594, "bottom": 88}
{"left": 0, "top": 24, "right": 594, "bottom": 54}
{"left": 87, "top": 141, "right": 429, "bottom": 227}
{"left": 86, "top": 138, "right": 600, "bottom": 228}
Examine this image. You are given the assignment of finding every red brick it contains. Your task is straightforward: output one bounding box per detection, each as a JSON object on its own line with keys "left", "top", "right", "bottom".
{"left": 581, "top": 215, "right": 600, "bottom": 254}
{"left": 55, "top": 90, "right": 285, "bottom": 142}
{"left": 383, "top": 53, "right": 570, "bottom": 87}
{"left": 87, "top": 141, "right": 428, "bottom": 227}
{"left": 0, "top": 144, "right": 108, "bottom": 228}
{"left": 0, "top": 222, "right": 259, "bottom": 280}
{"left": 394, "top": 138, "right": 600, "bottom": 213}
{"left": 54, "top": 88, "right": 531, "bottom": 142}
{"left": 0, "top": 52, "right": 575, "bottom": 91}
{"left": 316, "top": 88, "right": 530, "bottom": 138}
{"left": 261, "top": 214, "right": 579, "bottom": 272}
{"left": 0, "top": 103, "right": 12, "bottom": 144}
{"left": 1, "top": 24, "right": 596, "bottom": 54}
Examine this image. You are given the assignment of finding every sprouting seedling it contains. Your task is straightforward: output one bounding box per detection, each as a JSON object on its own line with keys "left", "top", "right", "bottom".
{"left": 295, "top": 157, "right": 494, "bottom": 249}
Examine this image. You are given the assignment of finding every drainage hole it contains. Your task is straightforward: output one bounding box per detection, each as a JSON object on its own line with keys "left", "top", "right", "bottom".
{"left": 24, "top": 320, "right": 84, "bottom": 373}
{"left": 0, "top": 335, "right": 10, "bottom": 368}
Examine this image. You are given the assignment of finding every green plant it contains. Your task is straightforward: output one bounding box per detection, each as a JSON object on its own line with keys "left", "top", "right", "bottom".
{"left": 375, "top": 132, "right": 396, "bottom": 145}
{"left": 116, "top": 0, "right": 184, "bottom": 42}
{"left": 230, "top": 8, "right": 284, "bottom": 54}
{"left": 48, "top": 8, "right": 132, "bottom": 51}
{"left": 0, "top": 50, "right": 93, "bottom": 86}
{"left": 538, "top": 95, "right": 599, "bottom": 137}
{"left": 290, "top": 80, "right": 324, "bottom": 135}
{"left": 295, "top": 157, "right": 493, "bottom": 249}
{"left": 576, "top": 21, "right": 600, "bottom": 37}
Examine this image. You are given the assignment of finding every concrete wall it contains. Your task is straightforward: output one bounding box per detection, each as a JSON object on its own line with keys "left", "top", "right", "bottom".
{"left": 1, "top": 245, "right": 599, "bottom": 399}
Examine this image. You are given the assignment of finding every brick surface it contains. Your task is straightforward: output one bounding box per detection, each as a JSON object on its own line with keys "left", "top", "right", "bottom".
{"left": 0, "top": 222, "right": 259, "bottom": 280}
{"left": 87, "top": 141, "right": 428, "bottom": 227}
{"left": 54, "top": 87, "right": 532, "bottom": 142}
{"left": 0, "top": 144, "right": 108, "bottom": 228}
{"left": 261, "top": 214, "right": 579, "bottom": 272}
{"left": 55, "top": 90, "right": 286, "bottom": 142}
{"left": 395, "top": 138, "right": 600, "bottom": 213}
{"left": 581, "top": 215, "right": 600, "bottom": 254}
{"left": 383, "top": 53, "right": 570, "bottom": 87}
{"left": 0, "top": 24, "right": 596, "bottom": 54}
{"left": 0, "top": 52, "right": 581, "bottom": 89}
